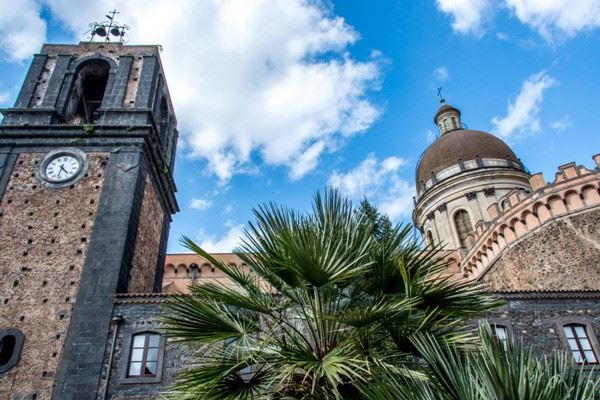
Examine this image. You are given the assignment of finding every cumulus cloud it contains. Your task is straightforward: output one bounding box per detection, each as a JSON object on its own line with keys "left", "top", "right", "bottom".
{"left": 433, "top": 66, "right": 449, "bottom": 83}
{"left": 437, "top": 0, "right": 600, "bottom": 42}
{"left": 550, "top": 115, "right": 571, "bottom": 132}
{"left": 328, "top": 154, "right": 414, "bottom": 219}
{"left": 196, "top": 223, "right": 244, "bottom": 253}
{"left": 43, "top": 0, "right": 381, "bottom": 183}
{"left": 491, "top": 70, "right": 556, "bottom": 139}
{"left": 190, "top": 198, "right": 213, "bottom": 211}
{"left": 505, "top": 0, "right": 600, "bottom": 42}
{"left": 0, "top": 0, "right": 46, "bottom": 62}
{"left": 436, "top": 0, "right": 493, "bottom": 36}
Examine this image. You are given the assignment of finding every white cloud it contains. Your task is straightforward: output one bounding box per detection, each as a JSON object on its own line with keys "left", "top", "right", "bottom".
{"left": 437, "top": 0, "right": 600, "bottom": 42}
{"left": 0, "top": 0, "right": 46, "bottom": 62}
{"left": 496, "top": 31, "right": 510, "bottom": 41}
{"left": 505, "top": 0, "right": 600, "bottom": 42}
{"left": 433, "top": 66, "right": 449, "bottom": 83}
{"left": 190, "top": 198, "right": 212, "bottom": 211}
{"left": 44, "top": 0, "right": 381, "bottom": 184}
{"left": 491, "top": 70, "right": 555, "bottom": 139}
{"left": 550, "top": 115, "right": 571, "bottom": 132}
{"left": 0, "top": 91, "right": 10, "bottom": 104}
{"left": 196, "top": 223, "right": 244, "bottom": 253}
{"left": 328, "top": 153, "right": 414, "bottom": 220}
{"left": 436, "top": 0, "right": 493, "bottom": 36}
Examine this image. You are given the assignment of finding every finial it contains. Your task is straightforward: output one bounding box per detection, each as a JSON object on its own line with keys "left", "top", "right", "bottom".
{"left": 86, "top": 10, "right": 129, "bottom": 44}
{"left": 437, "top": 87, "right": 445, "bottom": 104}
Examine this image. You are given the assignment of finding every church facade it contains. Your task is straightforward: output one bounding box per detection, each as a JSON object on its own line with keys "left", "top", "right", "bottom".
{"left": 0, "top": 41, "right": 599, "bottom": 400}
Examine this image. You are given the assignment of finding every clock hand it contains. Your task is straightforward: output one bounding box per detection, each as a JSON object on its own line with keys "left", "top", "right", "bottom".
{"left": 57, "top": 165, "right": 63, "bottom": 178}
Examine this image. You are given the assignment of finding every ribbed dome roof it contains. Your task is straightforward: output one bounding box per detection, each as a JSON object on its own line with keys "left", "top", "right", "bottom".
{"left": 416, "top": 129, "right": 519, "bottom": 192}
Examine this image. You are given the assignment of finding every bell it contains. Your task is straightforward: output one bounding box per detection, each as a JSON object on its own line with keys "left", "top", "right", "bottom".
{"left": 94, "top": 26, "right": 107, "bottom": 37}
{"left": 110, "top": 27, "right": 121, "bottom": 37}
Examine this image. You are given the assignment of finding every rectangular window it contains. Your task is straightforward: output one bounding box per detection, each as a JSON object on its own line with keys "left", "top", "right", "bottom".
{"left": 493, "top": 324, "right": 508, "bottom": 351}
{"left": 563, "top": 324, "right": 598, "bottom": 364}
{"left": 128, "top": 333, "right": 161, "bottom": 377}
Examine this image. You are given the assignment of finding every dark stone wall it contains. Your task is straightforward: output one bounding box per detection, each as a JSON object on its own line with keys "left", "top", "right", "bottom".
{"left": 483, "top": 293, "right": 600, "bottom": 356}
{"left": 100, "top": 296, "right": 198, "bottom": 400}
{"left": 101, "top": 293, "right": 600, "bottom": 399}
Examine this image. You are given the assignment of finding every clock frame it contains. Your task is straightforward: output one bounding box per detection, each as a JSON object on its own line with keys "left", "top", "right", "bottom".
{"left": 37, "top": 148, "right": 88, "bottom": 188}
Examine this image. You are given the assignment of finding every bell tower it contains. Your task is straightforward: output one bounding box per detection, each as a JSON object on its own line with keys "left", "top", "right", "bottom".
{"left": 0, "top": 41, "right": 178, "bottom": 399}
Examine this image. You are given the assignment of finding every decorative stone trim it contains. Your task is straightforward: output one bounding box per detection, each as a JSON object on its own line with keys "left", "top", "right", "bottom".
{"left": 460, "top": 158, "right": 600, "bottom": 280}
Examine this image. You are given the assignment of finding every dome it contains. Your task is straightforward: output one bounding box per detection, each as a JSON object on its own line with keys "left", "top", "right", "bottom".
{"left": 416, "top": 129, "right": 520, "bottom": 193}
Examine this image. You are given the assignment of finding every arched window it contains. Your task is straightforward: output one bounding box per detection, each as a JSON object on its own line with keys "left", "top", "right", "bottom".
{"left": 426, "top": 231, "right": 434, "bottom": 246}
{"left": 0, "top": 328, "right": 25, "bottom": 374}
{"left": 563, "top": 324, "right": 598, "bottom": 364}
{"left": 128, "top": 332, "right": 161, "bottom": 377}
{"left": 65, "top": 60, "right": 110, "bottom": 124}
{"left": 451, "top": 116, "right": 457, "bottom": 129}
{"left": 454, "top": 209, "right": 473, "bottom": 248}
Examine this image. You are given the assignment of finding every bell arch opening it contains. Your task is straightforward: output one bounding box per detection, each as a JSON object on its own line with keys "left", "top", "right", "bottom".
{"left": 66, "top": 59, "right": 111, "bottom": 124}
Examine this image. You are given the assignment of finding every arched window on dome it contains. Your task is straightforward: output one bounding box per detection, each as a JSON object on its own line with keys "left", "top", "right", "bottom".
{"left": 451, "top": 116, "right": 457, "bottom": 129}
{"left": 454, "top": 209, "right": 473, "bottom": 248}
{"left": 426, "top": 230, "right": 434, "bottom": 246}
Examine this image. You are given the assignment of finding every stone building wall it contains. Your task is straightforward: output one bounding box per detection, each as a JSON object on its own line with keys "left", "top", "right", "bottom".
{"left": 99, "top": 292, "right": 600, "bottom": 399}
{"left": 99, "top": 295, "right": 198, "bottom": 400}
{"left": 128, "top": 177, "right": 165, "bottom": 293}
{"left": 482, "top": 207, "right": 600, "bottom": 291}
{"left": 483, "top": 293, "right": 600, "bottom": 357}
{"left": 0, "top": 152, "right": 108, "bottom": 400}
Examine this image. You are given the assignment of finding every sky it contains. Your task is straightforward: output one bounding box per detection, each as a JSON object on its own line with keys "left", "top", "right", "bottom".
{"left": 0, "top": 0, "right": 599, "bottom": 253}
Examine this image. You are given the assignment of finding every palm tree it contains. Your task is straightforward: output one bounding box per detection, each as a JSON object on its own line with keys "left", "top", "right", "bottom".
{"left": 360, "top": 323, "right": 599, "bottom": 400}
{"left": 162, "top": 190, "right": 500, "bottom": 399}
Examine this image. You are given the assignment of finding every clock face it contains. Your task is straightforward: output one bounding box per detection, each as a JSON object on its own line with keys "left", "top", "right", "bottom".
{"left": 45, "top": 155, "right": 82, "bottom": 182}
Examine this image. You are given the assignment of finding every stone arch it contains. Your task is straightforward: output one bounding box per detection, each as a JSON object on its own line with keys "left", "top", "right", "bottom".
{"left": 521, "top": 210, "right": 540, "bottom": 230}
{"left": 510, "top": 217, "right": 527, "bottom": 236}
{"left": 201, "top": 263, "right": 211, "bottom": 274}
{"left": 175, "top": 263, "right": 187, "bottom": 275}
{"left": 533, "top": 202, "right": 552, "bottom": 223}
{"left": 61, "top": 56, "right": 117, "bottom": 123}
{"left": 164, "top": 264, "right": 175, "bottom": 276}
{"left": 564, "top": 190, "right": 584, "bottom": 211}
{"left": 547, "top": 195, "right": 567, "bottom": 215}
{"left": 581, "top": 184, "right": 600, "bottom": 206}
{"left": 499, "top": 224, "right": 516, "bottom": 243}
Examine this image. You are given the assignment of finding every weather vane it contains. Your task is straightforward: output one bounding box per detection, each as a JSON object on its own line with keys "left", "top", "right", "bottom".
{"left": 86, "top": 9, "right": 129, "bottom": 43}
{"left": 437, "top": 87, "right": 445, "bottom": 104}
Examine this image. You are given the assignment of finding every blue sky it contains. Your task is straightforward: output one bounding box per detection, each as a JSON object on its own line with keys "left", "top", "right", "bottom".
{"left": 1, "top": 0, "right": 599, "bottom": 253}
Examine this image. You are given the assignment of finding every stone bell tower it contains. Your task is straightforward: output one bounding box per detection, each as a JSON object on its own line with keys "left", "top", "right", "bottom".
{"left": 0, "top": 41, "right": 178, "bottom": 399}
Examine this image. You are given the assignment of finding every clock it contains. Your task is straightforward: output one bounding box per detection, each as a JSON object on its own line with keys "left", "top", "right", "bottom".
{"left": 38, "top": 149, "right": 88, "bottom": 188}
{"left": 45, "top": 155, "right": 81, "bottom": 182}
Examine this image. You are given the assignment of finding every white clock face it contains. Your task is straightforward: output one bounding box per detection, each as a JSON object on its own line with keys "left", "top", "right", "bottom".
{"left": 45, "top": 155, "right": 81, "bottom": 182}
